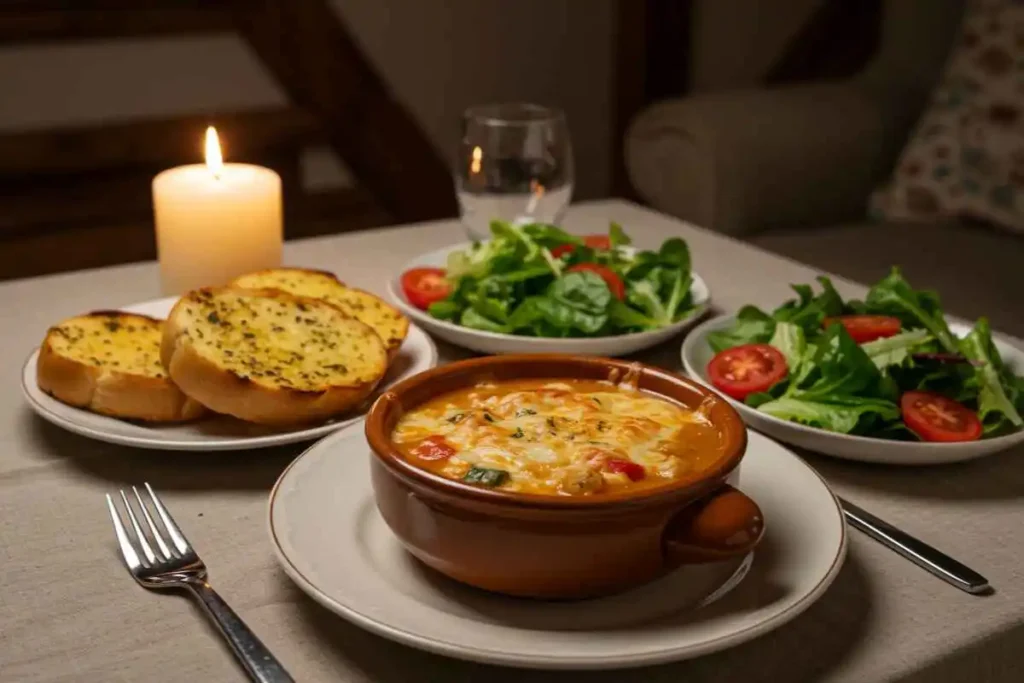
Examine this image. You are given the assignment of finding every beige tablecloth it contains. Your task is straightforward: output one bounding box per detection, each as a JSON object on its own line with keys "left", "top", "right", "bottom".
{"left": 2, "top": 200, "right": 1022, "bottom": 683}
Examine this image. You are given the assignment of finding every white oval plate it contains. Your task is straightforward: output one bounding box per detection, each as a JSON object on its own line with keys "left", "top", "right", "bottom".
{"left": 21, "top": 295, "right": 438, "bottom": 451}
{"left": 682, "top": 315, "right": 1024, "bottom": 465}
{"left": 388, "top": 242, "right": 710, "bottom": 356}
{"left": 268, "top": 423, "right": 846, "bottom": 670}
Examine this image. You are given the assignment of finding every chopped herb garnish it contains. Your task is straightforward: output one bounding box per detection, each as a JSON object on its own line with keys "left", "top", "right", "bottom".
{"left": 546, "top": 416, "right": 557, "bottom": 430}
{"left": 592, "top": 397, "right": 602, "bottom": 406}
{"left": 463, "top": 467, "right": 509, "bottom": 487}
{"left": 207, "top": 312, "right": 220, "bottom": 324}
{"left": 511, "top": 427, "right": 524, "bottom": 439}
{"left": 446, "top": 413, "right": 465, "bottom": 424}
{"left": 515, "top": 408, "right": 537, "bottom": 417}
{"left": 483, "top": 413, "right": 496, "bottom": 423}
{"left": 597, "top": 420, "right": 609, "bottom": 432}
{"left": 104, "top": 321, "right": 120, "bottom": 332}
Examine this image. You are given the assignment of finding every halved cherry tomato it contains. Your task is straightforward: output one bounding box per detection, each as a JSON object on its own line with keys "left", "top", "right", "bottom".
{"left": 901, "top": 391, "right": 982, "bottom": 442}
{"left": 411, "top": 435, "right": 456, "bottom": 460}
{"left": 551, "top": 234, "right": 612, "bottom": 258}
{"left": 401, "top": 267, "right": 451, "bottom": 310}
{"left": 823, "top": 315, "right": 901, "bottom": 343}
{"left": 707, "top": 344, "right": 788, "bottom": 400}
{"left": 566, "top": 263, "right": 625, "bottom": 300}
{"left": 605, "top": 458, "right": 646, "bottom": 481}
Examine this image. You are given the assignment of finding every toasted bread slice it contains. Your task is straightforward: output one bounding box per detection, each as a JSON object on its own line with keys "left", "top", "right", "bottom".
{"left": 230, "top": 268, "right": 408, "bottom": 361}
{"left": 37, "top": 311, "right": 206, "bottom": 422}
{"left": 161, "top": 287, "right": 388, "bottom": 425}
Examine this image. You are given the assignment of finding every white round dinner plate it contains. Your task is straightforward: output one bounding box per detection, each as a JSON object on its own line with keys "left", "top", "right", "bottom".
{"left": 268, "top": 423, "right": 847, "bottom": 670}
{"left": 21, "top": 295, "right": 438, "bottom": 451}
{"left": 681, "top": 315, "right": 1024, "bottom": 465}
{"left": 388, "top": 242, "right": 710, "bottom": 357}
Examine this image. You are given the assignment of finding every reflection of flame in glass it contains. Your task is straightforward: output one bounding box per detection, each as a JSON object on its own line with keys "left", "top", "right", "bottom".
{"left": 526, "top": 179, "right": 546, "bottom": 215}
{"left": 470, "top": 146, "right": 482, "bottom": 175}
{"left": 205, "top": 126, "right": 224, "bottom": 179}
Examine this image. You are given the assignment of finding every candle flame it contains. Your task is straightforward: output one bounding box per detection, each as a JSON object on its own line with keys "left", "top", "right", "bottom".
{"left": 470, "top": 146, "right": 482, "bottom": 175}
{"left": 205, "top": 126, "right": 224, "bottom": 179}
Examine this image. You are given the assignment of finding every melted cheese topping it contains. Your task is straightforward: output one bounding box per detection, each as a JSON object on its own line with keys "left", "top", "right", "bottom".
{"left": 46, "top": 314, "right": 166, "bottom": 377}
{"left": 392, "top": 379, "right": 724, "bottom": 496}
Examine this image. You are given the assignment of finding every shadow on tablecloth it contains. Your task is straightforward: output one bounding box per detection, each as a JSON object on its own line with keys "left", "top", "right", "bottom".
{"left": 271, "top": 544, "right": 875, "bottom": 683}
{"left": 26, "top": 412, "right": 301, "bottom": 491}
{"left": 804, "top": 447, "right": 1024, "bottom": 503}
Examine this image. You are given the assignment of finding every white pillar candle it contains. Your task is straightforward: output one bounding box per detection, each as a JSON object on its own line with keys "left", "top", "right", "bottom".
{"left": 153, "top": 127, "right": 283, "bottom": 295}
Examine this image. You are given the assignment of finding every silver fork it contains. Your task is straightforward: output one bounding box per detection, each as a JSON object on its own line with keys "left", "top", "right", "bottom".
{"left": 106, "top": 483, "right": 294, "bottom": 683}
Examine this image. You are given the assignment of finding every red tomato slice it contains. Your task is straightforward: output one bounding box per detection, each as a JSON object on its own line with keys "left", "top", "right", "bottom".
{"left": 551, "top": 234, "right": 611, "bottom": 258}
{"left": 583, "top": 234, "right": 612, "bottom": 250}
{"left": 901, "top": 391, "right": 982, "bottom": 442}
{"left": 823, "top": 315, "right": 901, "bottom": 343}
{"left": 401, "top": 267, "right": 451, "bottom": 310}
{"left": 566, "top": 263, "right": 625, "bottom": 300}
{"left": 707, "top": 344, "right": 788, "bottom": 401}
{"left": 605, "top": 458, "right": 646, "bottom": 481}
{"left": 550, "top": 243, "right": 575, "bottom": 258}
{"left": 411, "top": 435, "right": 456, "bottom": 460}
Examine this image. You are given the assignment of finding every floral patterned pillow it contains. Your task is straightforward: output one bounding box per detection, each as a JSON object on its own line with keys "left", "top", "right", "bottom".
{"left": 870, "top": 0, "right": 1024, "bottom": 234}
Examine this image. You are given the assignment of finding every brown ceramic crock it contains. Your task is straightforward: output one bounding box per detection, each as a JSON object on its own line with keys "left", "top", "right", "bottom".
{"left": 364, "top": 354, "right": 764, "bottom": 599}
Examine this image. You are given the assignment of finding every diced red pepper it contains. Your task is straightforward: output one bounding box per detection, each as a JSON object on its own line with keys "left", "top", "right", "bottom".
{"left": 605, "top": 458, "right": 645, "bottom": 481}
{"left": 412, "top": 435, "right": 455, "bottom": 460}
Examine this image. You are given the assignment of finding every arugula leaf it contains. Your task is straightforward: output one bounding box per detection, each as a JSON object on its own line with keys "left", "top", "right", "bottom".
{"left": 609, "top": 222, "right": 632, "bottom": 247}
{"left": 959, "top": 318, "right": 1023, "bottom": 432}
{"left": 757, "top": 395, "right": 900, "bottom": 434}
{"left": 460, "top": 307, "right": 507, "bottom": 333}
{"left": 860, "top": 329, "right": 932, "bottom": 369}
{"left": 786, "top": 323, "right": 883, "bottom": 401}
{"left": 707, "top": 306, "right": 775, "bottom": 353}
{"left": 865, "top": 267, "right": 957, "bottom": 352}
{"left": 427, "top": 300, "right": 461, "bottom": 321}
{"left": 520, "top": 223, "right": 583, "bottom": 248}
{"left": 771, "top": 276, "right": 843, "bottom": 333}
{"left": 768, "top": 321, "right": 806, "bottom": 371}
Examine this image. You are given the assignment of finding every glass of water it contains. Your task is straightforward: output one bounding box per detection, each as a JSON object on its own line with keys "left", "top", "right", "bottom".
{"left": 455, "top": 103, "right": 574, "bottom": 241}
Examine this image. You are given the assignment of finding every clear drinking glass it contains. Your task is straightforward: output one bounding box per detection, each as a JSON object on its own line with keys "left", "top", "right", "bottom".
{"left": 455, "top": 103, "right": 574, "bottom": 241}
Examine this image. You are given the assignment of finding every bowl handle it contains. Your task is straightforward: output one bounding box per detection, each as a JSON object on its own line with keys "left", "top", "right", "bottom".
{"left": 662, "top": 485, "right": 764, "bottom": 567}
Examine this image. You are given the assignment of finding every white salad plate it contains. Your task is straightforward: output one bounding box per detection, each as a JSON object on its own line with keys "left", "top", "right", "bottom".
{"left": 388, "top": 242, "right": 710, "bottom": 357}
{"left": 268, "top": 423, "right": 847, "bottom": 670}
{"left": 21, "top": 295, "right": 438, "bottom": 451}
{"left": 682, "top": 315, "right": 1024, "bottom": 465}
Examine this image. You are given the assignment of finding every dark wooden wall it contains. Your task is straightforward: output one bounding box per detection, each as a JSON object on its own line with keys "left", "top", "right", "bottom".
{"left": 0, "top": 1, "right": 454, "bottom": 280}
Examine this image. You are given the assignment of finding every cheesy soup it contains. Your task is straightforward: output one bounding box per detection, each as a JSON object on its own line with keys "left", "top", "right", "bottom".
{"left": 391, "top": 379, "right": 724, "bottom": 496}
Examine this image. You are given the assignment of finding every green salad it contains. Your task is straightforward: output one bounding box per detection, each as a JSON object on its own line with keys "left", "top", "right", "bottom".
{"left": 706, "top": 268, "right": 1023, "bottom": 442}
{"left": 418, "top": 221, "right": 698, "bottom": 337}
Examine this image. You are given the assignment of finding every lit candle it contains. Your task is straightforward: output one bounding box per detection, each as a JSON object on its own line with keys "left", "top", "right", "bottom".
{"left": 153, "top": 127, "right": 283, "bottom": 295}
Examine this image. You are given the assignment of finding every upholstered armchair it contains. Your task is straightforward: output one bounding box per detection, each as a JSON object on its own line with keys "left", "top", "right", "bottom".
{"left": 625, "top": 0, "right": 1024, "bottom": 336}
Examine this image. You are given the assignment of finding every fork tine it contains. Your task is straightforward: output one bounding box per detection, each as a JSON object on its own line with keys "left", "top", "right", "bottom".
{"left": 119, "top": 490, "right": 156, "bottom": 565}
{"left": 106, "top": 493, "right": 142, "bottom": 570}
{"left": 132, "top": 486, "right": 171, "bottom": 561}
{"left": 144, "top": 483, "right": 190, "bottom": 555}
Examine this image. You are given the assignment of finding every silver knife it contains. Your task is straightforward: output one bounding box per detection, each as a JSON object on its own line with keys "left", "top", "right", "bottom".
{"left": 839, "top": 497, "right": 991, "bottom": 595}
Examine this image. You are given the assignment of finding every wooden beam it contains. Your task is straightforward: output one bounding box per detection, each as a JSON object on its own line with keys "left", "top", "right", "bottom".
{"left": 0, "top": 184, "right": 386, "bottom": 281}
{"left": 611, "top": 0, "right": 693, "bottom": 197}
{"left": 0, "top": 2, "right": 231, "bottom": 44}
{"left": 765, "top": 0, "right": 883, "bottom": 84}
{"left": 230, "top": 0, "right": 458, "bottom": 223}
{"left": 0, "top": 109, "right": 317, "bottom": 177}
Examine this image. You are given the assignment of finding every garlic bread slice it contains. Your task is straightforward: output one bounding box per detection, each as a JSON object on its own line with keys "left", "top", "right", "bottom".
{"left": 162, "top": 287, "right": 387, "bottom": 425}
{"left": 37, "top": 311, "right": 205, "bottom": 422}
{"left": 231, "top": 267, "right": 408, "bottom": 361}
